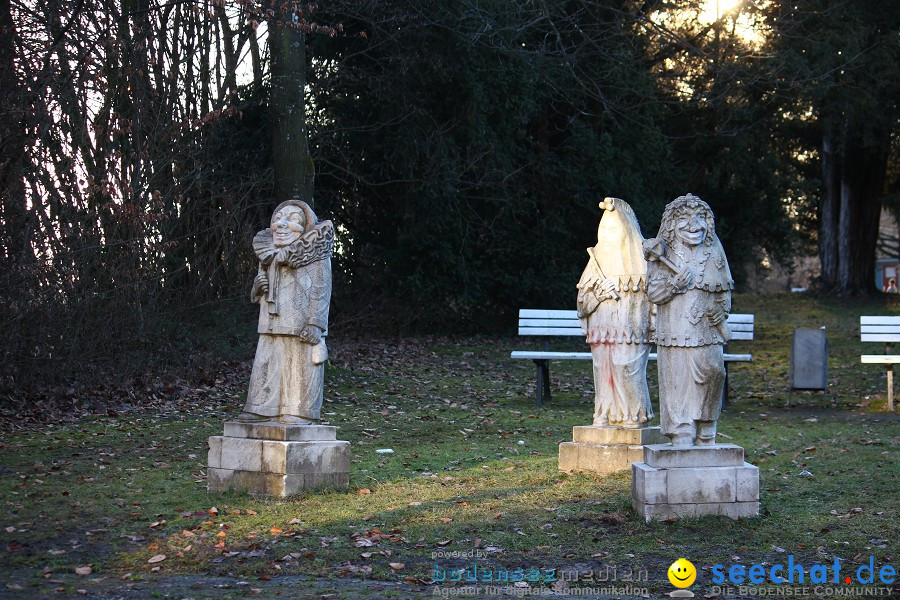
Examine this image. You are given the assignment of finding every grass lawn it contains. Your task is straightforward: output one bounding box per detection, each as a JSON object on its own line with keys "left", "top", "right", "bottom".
{"left": 0, "top": 293, "right": 897, "bottom": 599}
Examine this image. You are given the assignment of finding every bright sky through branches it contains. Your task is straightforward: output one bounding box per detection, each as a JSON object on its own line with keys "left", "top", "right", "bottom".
{"left": 697, "top": 0, "right": 766, "bottom": 46}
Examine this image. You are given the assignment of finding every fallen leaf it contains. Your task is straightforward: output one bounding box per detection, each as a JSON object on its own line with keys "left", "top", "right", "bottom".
{"left": 389, "top": 562, "right": 405, "bottom": 571}
{"left": 270, "top": 527, "right": 283, "bottom": 536}
{"left": 436, "top": 540, "right": 452, "bottom": 547}
{"left": 147, "top": 554, "right": 166, "bottom": 564}
{"left": 439, "top": 517, "right": 453, "bottom": 524}
{"left": 357, "top": 488, "right": 372, "bottom": 495}
{"left": 209, "top": 507, "right": 219, "bottom": 516}
{"left": 600, "top": 511, "right": 628, "bottom": 524}
{"left": 75, "top": 566, "right": 92, "bottom": 576}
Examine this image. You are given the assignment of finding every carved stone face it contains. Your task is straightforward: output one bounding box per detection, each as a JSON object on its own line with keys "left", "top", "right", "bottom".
{"left": 674, "top": 208, "right": 708, "bottom": 247}
{"left": 271, "top": 205, "right": 306, "bottom": 247}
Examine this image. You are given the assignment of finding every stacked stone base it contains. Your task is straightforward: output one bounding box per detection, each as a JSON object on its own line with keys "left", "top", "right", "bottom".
{"left": 632, "top": 443, "right": 759, "bottom": 522}
{"left": 208, "top": 421, "right": 349, "bottom": 497}
{"left": 559, "top": 426, "right": 666, "bottom": 474}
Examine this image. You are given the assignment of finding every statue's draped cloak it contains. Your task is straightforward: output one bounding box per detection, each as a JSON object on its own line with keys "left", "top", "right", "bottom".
{"left": 575, "top": 199, "right": 653, "bottom": 427}
{"left": 645, "top": 195, "right": 733, "bottom": 443}
{"left": 576, "top": 203, "right": 651, "bottom": 346}
{"left": 243, "top": 217, "right": 334, "bottom": 421}
{"left": 648, "top": 235, "right": 733, "bottom": 347}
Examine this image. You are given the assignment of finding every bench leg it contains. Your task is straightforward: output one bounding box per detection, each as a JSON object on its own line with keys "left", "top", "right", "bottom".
{"left": 721, "top": 362, "right": 730, "bottom": 411}
{"left": 533, "top": 359, "right": 551, "bottom": 406}
{"left": 888, "top": 366, "right": 895, "bottom": 411}
{"left": 542, "top": 360, "right": 551, "bottom": 404}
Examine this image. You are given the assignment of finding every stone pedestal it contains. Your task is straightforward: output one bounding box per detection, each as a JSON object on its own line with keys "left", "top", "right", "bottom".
{"left": 558, "top": 426, "right": 666, "bottom": 474}
{"left": 631, "top": 443, "right": 759, "bottom": 522}
{"left": 208, "top": 421, "right": 350, "bottom": 497}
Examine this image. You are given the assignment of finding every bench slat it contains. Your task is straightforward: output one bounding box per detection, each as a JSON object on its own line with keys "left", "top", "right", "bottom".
{"left": 519, "top": 318, "right": 582, "bottom": 328}
{"left": 510, "top": 351, "right": 752, "bottom": 362}
{"left": 519, "top": 322, "right": 755, "bottom": 335}
{"left": 518, "top": 327, "right": 585, "bottom": 336}
{"left": 861, "top": 355, "right": 900, "bottom": 364}
{"left": 519, "top": 309, "right": 578, "bottom": 319}
{"left": 860, "top": 325, "right": 900, "bottom": 334}
{"left": 519, "top": 327, "right": 753, "bottom": 340}
{"left": 727, "top": 314, "right": 754, "bottom": 323}
{"left": 518, "top": 309, "right": 753, "bottom": 322}
{"left": 860, "top": 334, "right": 900, "bottom": 342}
{"left": 510, "top": 351, "right": 591, "bottom": 360}
{"left": 861, "top": 316, "right": 900, "bottom": 325}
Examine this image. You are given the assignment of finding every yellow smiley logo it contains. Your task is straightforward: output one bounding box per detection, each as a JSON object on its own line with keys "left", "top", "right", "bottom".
{"left": 668, "top": 558, "right": 697, "bottom": 588}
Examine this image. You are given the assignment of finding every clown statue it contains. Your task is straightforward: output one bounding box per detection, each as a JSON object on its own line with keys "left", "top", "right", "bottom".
{"left": 239, "top": 200, "right": 334, "bottom": 424}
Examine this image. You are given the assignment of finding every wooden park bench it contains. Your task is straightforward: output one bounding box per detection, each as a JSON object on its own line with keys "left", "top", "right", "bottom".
{"left": 859, "top": 316, "right": 900, "bottom": 411}
{"left": 510, "top": 309, "right": 754, "bottom": 405}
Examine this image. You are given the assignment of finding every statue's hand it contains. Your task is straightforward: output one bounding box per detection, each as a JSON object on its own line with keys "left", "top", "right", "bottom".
{"left": 300, "top": 325, "right": 322, "bottom": 345}
{"left": 670, "top": 266, "right": 693, "bottom": 291}
{"left": 643, "top": 237, "right": 665, "bottom": 262}
{"left": 707, "top": 305, "right": 727, "bottom": 326}
{"left": 598, "top": 278, "right": 617, "bottom": 299}
{"left": 254, "top": 273, "right": 269, "bottom": 294}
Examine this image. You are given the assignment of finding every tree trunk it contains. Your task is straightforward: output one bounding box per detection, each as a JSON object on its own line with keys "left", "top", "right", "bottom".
{"left": 268, "top": 4, "right": 313, "bottom": 206}
{"left": 0, "top": 0, "right": 29, "bottom": 266}
{"left": 819, "top": 117, "right": 888, "bottom": 295}
{"left": 818, "top": 117, "right": 840, "bottom": 288}
{"left": 249, "top": 21, "right": 262, "bottom": 89}
{"left": 837, "top": 127, "right": 888, "bottom": 294}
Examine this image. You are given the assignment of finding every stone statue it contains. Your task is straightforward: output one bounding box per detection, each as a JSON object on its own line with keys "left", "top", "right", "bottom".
{"left": 576, "top": 197, "right": 653, "bottom": 428}
{"left": 238, "top": 200, "right": 334, "bottom": 424}
{"left": 643, "top": 193, "right": 733, "bottom": 446}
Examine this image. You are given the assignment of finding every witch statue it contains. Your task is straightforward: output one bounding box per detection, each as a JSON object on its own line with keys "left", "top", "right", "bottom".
{"left": 644, "top": 193, "right": 733, "bottom": 446}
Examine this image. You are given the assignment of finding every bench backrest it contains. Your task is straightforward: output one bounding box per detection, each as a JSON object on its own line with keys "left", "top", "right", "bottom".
{"left": 860, "top": 316, "right": 900, "bottom": 343}
{"left": 517, "top": 309, "right": 754, "bottom": 341}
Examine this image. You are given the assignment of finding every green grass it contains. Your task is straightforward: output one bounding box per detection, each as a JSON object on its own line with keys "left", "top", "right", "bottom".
{"left": 0, "top": 293, "right": 897, "bottom": 598}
